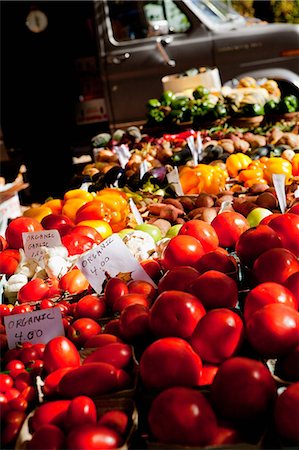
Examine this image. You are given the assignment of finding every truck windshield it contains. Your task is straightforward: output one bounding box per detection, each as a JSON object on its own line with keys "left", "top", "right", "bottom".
{"left": 189, "top": 0, "right": 245, "bottom": 24}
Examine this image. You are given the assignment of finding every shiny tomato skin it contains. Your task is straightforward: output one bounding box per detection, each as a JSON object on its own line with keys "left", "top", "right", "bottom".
{"left": 66, "top": 396, "right": 97, "bottom": 430}
{"left": 140, "top": 259, "right": 163, "bottom": 283}
{"left": 104, "top": 278, "right": 129, "bottom": 309}
{"left": 211, "top": 357, "right": 277, "bottom": 421}
{"left": 158, "top": 266, "right": 199, "bottom": 294}
{"left": 69, "top": 225, "right": 103, "bottom": 244}
{"left": 104, "top": 319, "right": 121, "bottom": 338}
{"left": 83, "top": 343, "right": 132, "bottom": 369}
{"left": 190, "top": 270, "right": 238, "bottom": 310}
{"left": 275, "top": 345, "right": 299, "bottom": 382}
{"left": 196, "top": 249, "right": 237, "bottom": 275}
{"left": 5, "top": 217, "right": 43, "bottom": 249}
{"left": 0, "top": 235, "right": 8, "bottom": 251}
{"left": 127, "top": 280, "right": 157, "bottom": 303}
{"left": 0, "top": 249, "right": 20, "bottom": 276}
{"left": 18, "top": 278, "right": 50, "bottom": 303}
{"left": 140, "top": 337, "right": 202, "bottom": 390}
{"left": 2, "top": 410, "right": 26, "bottom": 447}
{"left": 26, "top": 424, "right": 65, "bottom": 450}
{"left": 84, "top": 334, "right": 122, "bottom": 348}
{"left": 8, "top": 396, "right": 28, "bottom": 412}
{"left": 19, "top": 346, "right": 39, "bottom": 365}
{"left": 179, "top": 219, "right": 219, "bottom": 252}
{"left": 149, "top": 290, "right": 206, "bottom": 339}
{"left": 43, "top": 367, "right": 74, "bottom": 398}
{"left": 190, "top": 309, "right": 245, "bottom": 364}
{"left": 43, "top": 337, "right": 81, "bottom": 374}
{"left": 74, "top": 295, "right": 106, "bottom": 320}
{"left": 98, "top": 410, "right": 128, "bottom": 436}
{"left": 67, "top": 318, "right": 101, "bottom": 348}
{"left": 199, "top": 364, "right": 219, "bottom": 386}
{"left": 161, "top": 235, "right": 205, "bottom": 271}
{"left": 246, "top": 303, "right": 299, "bottom": 358}
{"left": 243, "top": 282, "right": 298, "bottom": 322}
{"left": 59, "top": 269, "right": 89, "bottom": 295}
{"left": 284, "top": 272, "right": 299, "bottom": 300}
{"left": 31, "top": 400, "right": 71, "bottom": 432}
{"left": 112, "top": 293, "right": 150, "bottom": 314}
{"left": 274, "top": 382, "right": 299, "bottom": 445}
{"left": 252, "top": 248, "right": 299, "bottom": 285}
{"left": 66, "top": 424, "right": 122, "bottom": 450}
{"left": 61, "top": 233, "right": 95, "bottom": 256}
{"left": 211, "top": 212, "right": 249, "bottom": 249}
{"left": 41, "top": 213, "right": 74, "bottom": 236}
{"left": 288, "top": 203, "right": 299, "bottom": 215}
{"left": 0, "top": 374, "right": 13, "bottom": 392}
{"left": 119, "top": 304, "right": 150, "bottom": 342}
{"left": 268, "top": 213, "right": 299, "bottom": 256}
{"left": 235, "top": 224, "right": 282, "bottom": 268}
{"left": 11, "top": 304, "right": 33, "bottom": 315}
{"left": 148, "top": 387, "right": 218, "bottom": 446}
{"left": 0, "top": 303, "right": 12, "bottom": 318}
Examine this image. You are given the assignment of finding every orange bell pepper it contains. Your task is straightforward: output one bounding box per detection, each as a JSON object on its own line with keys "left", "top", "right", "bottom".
{"left": 292, "top": 154, "right": 299, "bottom": 176}
{"left": 263, "top": 157, "right": 293, "bottom": 185}
{"left": 226, "top": 154, "right": 252, "bottom": 178}
{"left": 43, "top": 199, "right": 64, "bottom": 215}
{"left": 64, "top": 189, "right": 93, "bottom": 202}
{"left": 62, "top": 198, "right": 89, "bottom": 223}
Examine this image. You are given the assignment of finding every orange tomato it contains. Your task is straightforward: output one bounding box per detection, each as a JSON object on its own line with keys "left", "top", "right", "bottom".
{"left": 59, "top": 269, "right": 89, "bottom": 294}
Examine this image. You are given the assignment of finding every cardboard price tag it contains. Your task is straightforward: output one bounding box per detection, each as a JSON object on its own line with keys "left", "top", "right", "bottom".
{"left": 77, "top": 234, "right": 156, "bottom": 294}
{"left": 4, "top": 307, "right": 64, "bottom": 349}
{"left": 22, "top": 230, "right": 62, "bottom": 267}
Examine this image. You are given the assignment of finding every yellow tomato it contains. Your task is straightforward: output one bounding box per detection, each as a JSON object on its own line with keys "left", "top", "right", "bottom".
{"left": 23, "top": 206, "right": 52, "bottom": 222}
{"left": 62, "top": 198, "right": 89, "bottom": 223}
{"left": 76, "top": 220, "right": 113, "bottom": 239}
{"left": 43, "top": 199, "right": 64, "bottom": 215}
{"left": 64, "top": 189, "right": 93, "bottom": 202}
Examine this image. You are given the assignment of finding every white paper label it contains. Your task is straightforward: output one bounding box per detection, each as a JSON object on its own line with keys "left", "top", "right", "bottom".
{"left": 80, "top": 182, "right": 92, "bottom": 192}
{"left": 129, "top": 198, "right": 143, "bottom": 225}
{"left": 187, "top": 135, "right": 197, "bottom": 166}
{"left": 139, "top": 160, "right": 149, "bottom": 179}
{"left": 272, "top": 173, "right": 287, "bottom": 213}
{"left": 114, "top": 144, "right": 131, "bottom": 168}
{"left": 22, "top": 230, "right": 62, "bottom": 267}
{"left": 4, "top": 307, "right": 64, "bottom": 349}
{"left": 196, "top": 132, "right": 203, "bottom": 160}
{"left": 77, "top": 233, "right": 156, "bottom": 294}
{"left": 166, "top": 167, "right": 184, "bottom": 196}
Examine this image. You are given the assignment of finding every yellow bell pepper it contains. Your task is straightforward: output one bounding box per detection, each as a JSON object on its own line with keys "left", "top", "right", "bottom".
{"left": 43, "top": 199, "right": 64, "bottom": 215}
{"left": 292, "top": 154, "right": 299, "bottom": 176}
{"left": 62, "top": 198, "right": 89, "bottom": 223}
{"left": 238, "top": 168, "right": 264, "bottom": 183}
{"left": 64, "top": 189, "right": 93, "bottom": 202}
{"left": 263, "top": 157, "right": 293, "bottom": 185}
{"left": 23, "top": 206, "right": 52, "bottom": 222}
{"left": 76, "top": 220, "right": 112, "bottom": 239}
{"left": 226, "top": 154, "right": 252, "bottom": 178}
{"left": 179, "top": 164, "right": 227, "bottom": 195}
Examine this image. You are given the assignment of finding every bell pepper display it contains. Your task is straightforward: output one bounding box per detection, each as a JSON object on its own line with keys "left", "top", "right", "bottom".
{"left": 226, "top": 154, "right": 252, "bottom": 178}
{"left": 179, "top": 164, "right": 228, "bottom": 195}
{"left": 263, "top": 157, "right": 293, "bottom": 185}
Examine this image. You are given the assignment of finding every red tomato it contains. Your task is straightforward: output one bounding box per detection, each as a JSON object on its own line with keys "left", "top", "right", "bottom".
{"left": 8, "top": 396, "right": 28, "bottom": 412}
{"left": 211, "top": 211, "right": 249, "bottom": 249}
{"left": 67, "top": 424, "right": 122, "bottom": 450}
{"left": 275, "top": 345, "right": 299, "bottom": 382}
{"left": 39, "top": 298, "right": 54, "bottom": 309}
{"left": 189, "top": 308, "right": 245, "bottom": 364}
{"left": 5, "top": 360, "right": 25, "bottom": 373}
{"left": 0, "top": 235, "right": 8, "bottom": 251}
{"left": 211, "top": 356, "right": 277, "bottom": 421}
{"left": 149, "top": 290, "right": 206, "bottom": 339}
{"left": 148, "top": 387, "right": 218, "bottom": 446}
{"left": 19, "top": 346, "right": 39, "bottom": 365}
{"left": 104, "top": 319, "right": 121, "bottom": 337}
{"left": 112, "top": 293, "right": 150, "bottom": 314}
{"left": 140, "top": 337, "right": 202, "bottom": 390}
{"left": 43, "top": 336, "right": 81, "bottom": 374}
{"left": 210, "top": 421, "right": 242, "bottom": 446}
{"left": 66, "top": 396, "right": 97, "bottom": 430}
{"left": 252, "top": 248, "right": 299, "bottom": 285}
{"left": 5, "top": 387, "right": 21, "bottom": 402}
{"left": 26, "top": 424, "right": 65, "bottom": 450}
{"left": 31, "top": 400, "right": 71, "bottom": 432}
{"left": 43, "top": 367, "right": 73, "bottom": 398}
{"left": 127, "top": 279, "right": 157, "bottom": 303}
{"left": 0, "top": 373, "right": 13, "bottom": 392}
{"left": 18, "top": 278, "right": 50, "bottom": 303}
{"left": 104, "top": 277, "right": 129, "bottom": 309}
{"left": 83, "top": 343, "right": 132, "bottom": 368}
{"left": 2, "top": 410, "right": 26, "bottom": 447}
{"left": 140, "top": 259, "right": 163, "bottom": 283}
{"left": 98, "top": 410, "right": 128, "bottom": 436}
{"left": 41, "top": 213, "right": 74, "bottom": 236}
{"left": 243, "top": 282, "right": 298, "bottom": 322}
{"left": 13, "top": 371, "right": 32, "bottom": 391}
{"left": 196, "top": 249, "right": 237, "bottom": 275}
{"left": 61, "top": 233, "right": 95, "bottom": 256}
{"left": 59, "top": 269, "right": 89, "bottom": 294}
{"left": 179, "top": 219, "right": 219, "bottom": 252}
{"left": 33, "top": 343, "right": 45, "bottom": 359}
{"left": 246, "top": 303, "right": 299, "bottom": 358}
{"left": 235, "top": 224, "right": 282, "bottom": 268}
{"left": 68, "top": 225, "right": 103, "bottom": 244}
{"left": 119, "top": 304, "right": 150, "bottom": 342}
{"left": 0, "top": 303, "right": 12, "bottom": 318}
{"left": 288, "top": 203, "right": 299, "bottom": 215}
{"left": 84, "top": 334, "right": 122, "bottom": 348}
{"left": 199, "top": 364, "right": 219, "bottom": 386}
{"left": 274, "top": 382, "right": 299, "bottom": 445}
{"left": 160, "top": 235, "right": 205, "bottom": 271}
{"left": 0, "top": 249, "right": 20, "bottom": 276}
{"left": 284, "top": 271, "right": 299, "bottom": 300}
{"left": 67, "top": 318, "right": 101, "bottom": 348}
{"left": 11, "top": 304, "right": 33, "bottom": 315}
{"left": 157, "top": 266, "right": 199, "bottom": 294}
{"left": 190, "top": 270, "right": 238, "bottom": 310}
{"left": 74, "top": 294, "right": 106, "bottom": 320}
{"left": 259, "top": 212, "right": 281, "bottom": 225}
{"left": 268, "top": 213, "right": 299, "bottom": 256}
{"left": 5, "top": 217, "right": 43, "bottom": 249}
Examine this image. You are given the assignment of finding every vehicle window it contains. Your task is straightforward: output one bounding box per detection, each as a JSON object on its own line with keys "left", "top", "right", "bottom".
{"left": 107, "top": 0, "right": 191, "bottom": 42}
{"left": 189, "top": 0, "right": 245, "bottom": 25}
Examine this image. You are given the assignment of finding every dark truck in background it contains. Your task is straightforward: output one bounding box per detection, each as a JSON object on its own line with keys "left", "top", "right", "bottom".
{"left": 93, "top": 0, "right": 299, "bottom": 129}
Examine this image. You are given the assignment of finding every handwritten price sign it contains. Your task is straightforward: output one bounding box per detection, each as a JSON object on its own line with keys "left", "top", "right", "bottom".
{"left": 4, "top": 307, "right": 64, "bottom": 349}
{"left": 22, "top": 230, "right": 62, "bottom": 267}
{"left": 77, "top": 233, "right": 156, "bottom": 294}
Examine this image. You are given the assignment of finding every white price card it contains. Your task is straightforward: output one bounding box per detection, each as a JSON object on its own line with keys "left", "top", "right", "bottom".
{"left": 4, "top": 307, "right": 64, "bottom": 349}
{"left": 187, "top": 135, "right": 197, "bottom": 166}
{"left": 139, "top": 160, "right": 149, "bottom": 179}
{"left": 22, "top": 230, "right": 62, "bottom": 267}
{"left": 114, "top": 144, "right": 131, "bottom": 168}
{"left": 196, "top": 132, "right": 203, "bottom": 161}
{"left": 166, "top": 167, "right": 184, "bottom": 196}
{"left": 272, "top": 173, "right": 287, "bottom": 213}
{"left": 77, "top": 234, "right": 156, "bottom": 294}
{"left": 129, "top": 198, "right": 144, "bottom": 225}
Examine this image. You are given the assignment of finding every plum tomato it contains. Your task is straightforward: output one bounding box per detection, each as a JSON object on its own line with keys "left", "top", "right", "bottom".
{"left": 140, "top": 337, "right": 202, "bottom": 390}
{"left": 267, "top": 213, "right": 299, "bottom": 256}
{"left": 127, "top": 280, "right": 157, "bottom": 303}
{"left": 82, "top": 343, "right": 132, "bottom": 369}
{"left": 84, "top": 334, "right": 122, "bottom": 348}
{"left": 74, "top": 294, "right": 106, "bottom": 320}
{"left": 112, "top": 293, "right": 150, "bottom": 314}
{"left": 211, "top": 211, "right": 249, "bottom": 249}
{"left": 252, "top": 248, "right": 299, "bottom": 285}
{"left": 67, "top": 318, "right": 101, "bottom": 348}
{"left": 149, "top": 290, "right": 206, "bottom": 339}
{"left": 59, "top": 269, "right": 89, "bottom": 295}
{"left": 68, "top": 225, "right": 103, "bottom": 244}
{"left": 5, "top": 217, "right": 43, "bottom": 249}
{"left": 148, "top": 387, "right": 218, "bottom": 446}
{"left": 196, "top": 249, "right": 237, "bottom": 275}
{"left": 118, "top": 304, "right": 150, "bottom": 342}
{"left": 61, "top": 233, "right": 95, "bottom": 256}
{"left": 66, "top": 424, "right": 122, "bottom": 450}
{"left": 0, "top": 249, "right": 20, "bottom": 277}
{"left": 160, "top": 235, "right": 205, "bottom": 271}
{"left": 26, "top": 424, "right": 65, "bottom": 450}
{"left": 275, "top": 345, "right": 299, "bottom": 382}
{"left": 211, "top": 356, "right": 277, "bottom": 421}
{"left": 104, "top": 278, "right": 129, "bottom": 310}
{"left": 18, "top": 278, "right": 50, "bottom": 303}
{"left": 66, "top": 396, "right": 97, "bottom": 430}
{"left": 157, "top": 266, "right": 199, "bottom": 294}
{"left": 98, "top": 410, "right": 128, "bottom": 436}
{"left": 274, "top": 382, "right": 299, "bottom": 445}
{"left": 284, "top": 271, "right": 299, "bottom": 300}
{"left": 189, "top": 308, "right": 245, "bottom": 364}
{"left": 41, "top": 213, "right": 74, "bottom": 236}
{"left": 178, "top": 219, "right": 219, "bottom": 252}
{"left": 43, "top": 336, "right": 81, "bottom": 374}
